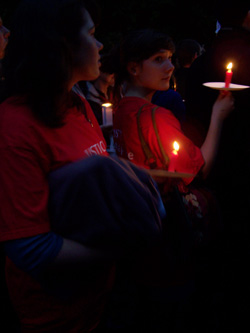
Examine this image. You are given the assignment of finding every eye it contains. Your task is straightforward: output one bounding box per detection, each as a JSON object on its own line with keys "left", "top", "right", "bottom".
{"left": 89, "top": 27, "right": 96, "bottom": 37}
{"left": 155, "top": 56, "right": 163, "bottom": 63}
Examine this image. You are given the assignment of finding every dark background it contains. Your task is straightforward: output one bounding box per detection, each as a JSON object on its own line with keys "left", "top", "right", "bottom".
{"left": 1, "top": 1, "right": 250, "bottom": 331}
{"left": 1, "top": 0, "right": 219, "bottom": 52}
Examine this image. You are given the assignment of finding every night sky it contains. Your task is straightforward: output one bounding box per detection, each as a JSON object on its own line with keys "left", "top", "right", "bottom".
{"left": 1, "top": 0, "right": 219, "bottom": 52}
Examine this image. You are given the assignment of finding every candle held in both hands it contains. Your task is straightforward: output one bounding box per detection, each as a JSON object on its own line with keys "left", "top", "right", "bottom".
{"left": 225, "top": 62, "right": 233, "bottom": 88}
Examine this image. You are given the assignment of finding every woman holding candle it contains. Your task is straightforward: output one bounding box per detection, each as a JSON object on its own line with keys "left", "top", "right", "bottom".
{"left": 113, "top": 28, "right": 234, "bottom": 190}
{"left": 109, "top": 28, "right": 234, "bottom": 332}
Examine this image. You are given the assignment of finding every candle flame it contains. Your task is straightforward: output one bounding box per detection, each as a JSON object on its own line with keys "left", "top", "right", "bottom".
{"left": 173, "top": 141, "right": 180, "bottom": 151}
{"left": 227, "top": 62, "right": 233, "bottom": 70}
{"left": 102, "top": 103, "right": 112, "bottom": 107}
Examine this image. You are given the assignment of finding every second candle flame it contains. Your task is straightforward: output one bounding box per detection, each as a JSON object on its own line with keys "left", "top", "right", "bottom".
{"left": 173, "top": 141, "right": 180, "bottom": 155}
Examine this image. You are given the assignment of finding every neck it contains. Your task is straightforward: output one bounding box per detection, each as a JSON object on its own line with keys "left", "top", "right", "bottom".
{"left": 124, "top": 83, "right": 155, "bottom": 102}
{"left": 94, "top": 79, "right": 109, "bottom": 98}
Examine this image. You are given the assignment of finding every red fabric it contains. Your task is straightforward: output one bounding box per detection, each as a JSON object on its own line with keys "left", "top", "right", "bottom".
{"left": 113, "top": 96, "right": 204, "bottom": 289}
{"left": 113, "top": 96, "right": 204, "bottom": 185}
{"left": 0, "top": 96, "right": 107, "bottom": 242}
{"left": 5, "top": 257, "right": 115, "bottom": 333}
{"left": 0, "top": 95, "right": 114, "bottom": 332}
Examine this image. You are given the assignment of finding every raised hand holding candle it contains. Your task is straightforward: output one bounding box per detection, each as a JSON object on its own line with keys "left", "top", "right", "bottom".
{"left": 102, "top": 103, "right": 113, "bottom": 126}
{"left": 168, "top": 141, "right": 180, "bottom": 172}
{"left": 225, "top": 62, "right": 233, "bottom": 88}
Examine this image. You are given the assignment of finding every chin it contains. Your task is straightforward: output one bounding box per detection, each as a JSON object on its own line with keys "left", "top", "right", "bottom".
{"left": 86, "top": 70, "right": 100, "bottom": 82}
{"left": 92, "top": 68, "right": 100, "bottom": 80}
{"left": 159, "top": 84, "right": 169, "bottom": 91}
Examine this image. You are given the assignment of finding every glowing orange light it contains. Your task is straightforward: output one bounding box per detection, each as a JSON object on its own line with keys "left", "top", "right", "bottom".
{"left": 173, "top": 141, "right": 180, "bottom": 152}
{"left": 102, "top": 103, "right": 112, "bottom": 107}
{"left": 226, "top": 62, "right": 233, "bottom": 71}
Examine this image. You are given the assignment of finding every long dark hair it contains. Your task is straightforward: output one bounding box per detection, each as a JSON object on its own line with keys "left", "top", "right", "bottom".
{"left": 2, "top": 0, "right": 100, "bottom": 127}
{"left": 112, "top": 29, "right": 175, "bottom": 106}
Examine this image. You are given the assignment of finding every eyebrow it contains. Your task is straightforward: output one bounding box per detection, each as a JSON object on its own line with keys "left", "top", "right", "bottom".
{"left": 156, "top": 50, "right": 170, "bottom": 54}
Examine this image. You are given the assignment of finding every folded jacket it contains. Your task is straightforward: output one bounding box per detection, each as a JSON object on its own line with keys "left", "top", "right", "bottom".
{"left": 48, "top": 155, "right": 164, "bottom": 252}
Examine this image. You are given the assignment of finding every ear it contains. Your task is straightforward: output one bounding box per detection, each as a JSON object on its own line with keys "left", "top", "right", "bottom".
{"left": 127, "top": 61, "right": 140, "bottom": 76}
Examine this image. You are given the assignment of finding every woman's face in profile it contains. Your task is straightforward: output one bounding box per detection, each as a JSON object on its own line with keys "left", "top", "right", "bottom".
{"left": 71, "top": 10, "right": 103, "bottom": 85}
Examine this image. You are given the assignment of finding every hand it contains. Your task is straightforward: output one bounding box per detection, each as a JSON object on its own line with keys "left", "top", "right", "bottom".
{"left": 211, "top": 91, "right": 235, "bottom": 123}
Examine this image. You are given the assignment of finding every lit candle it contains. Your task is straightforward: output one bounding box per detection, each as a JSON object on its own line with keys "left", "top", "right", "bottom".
{"left": 102, "top": 103, "right": 113, "bottom": 126}
{"left": 168, "top": 141, "right": 180, "bottom": 172}
{"left": 225, "top": 62, "right": 233, "bottom": 88}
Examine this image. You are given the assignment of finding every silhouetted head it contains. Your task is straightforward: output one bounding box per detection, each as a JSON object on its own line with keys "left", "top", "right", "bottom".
{"left": 175, "top": 39, "right": 203, "bottom": 68}
{"left": 3, "top": 0, "right": 102, "bottom": 127}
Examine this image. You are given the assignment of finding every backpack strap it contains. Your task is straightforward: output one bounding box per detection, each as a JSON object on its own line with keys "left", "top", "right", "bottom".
{"left": 137, "top": 104, "right": 169, "bottom": 169}
{"left": 151, "top": 106, "right": 170, "bottom": 168}
{"left": 137, "top": 104, "right": 157, "bottom": 169}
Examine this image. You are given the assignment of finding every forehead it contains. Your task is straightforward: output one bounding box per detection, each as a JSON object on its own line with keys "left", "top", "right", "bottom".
{"left": 153, "top": 49, "right": 173, "bottom": 55}
{"left": 82, "top": 10, "right": 94, "bottom": 31}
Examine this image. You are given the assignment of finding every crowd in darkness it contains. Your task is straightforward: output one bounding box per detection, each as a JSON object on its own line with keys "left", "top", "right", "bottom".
{"left": 0, "top": 0, "right": 250, "bottom": 332}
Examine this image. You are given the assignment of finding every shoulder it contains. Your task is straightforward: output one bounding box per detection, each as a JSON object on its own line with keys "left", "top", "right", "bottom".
{"left": 153, "top": 104, "right": 181, "bottom": 130}
{"left": 0, "top": 96, "right": 44, "bottom": 148}
{"left": 0, "top": 96, "right": 33, "bottom": 127}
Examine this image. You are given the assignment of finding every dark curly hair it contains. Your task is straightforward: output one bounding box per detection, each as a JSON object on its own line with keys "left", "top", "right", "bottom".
{"left": 2, "top": 0, "right": 100, "bottom": 127}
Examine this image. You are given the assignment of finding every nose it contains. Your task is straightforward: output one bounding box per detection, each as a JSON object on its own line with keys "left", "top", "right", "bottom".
{"left": 165, "top": 59, "right": 174, "bottom": 73}
{"left": 0, "top": 25, "right": 10, "bottom": 39}
{"left": 96, "top": 39, "right": 103, "bottom": 52}
{"left": 4, "top": 27, "right": 10, "bottom": 39}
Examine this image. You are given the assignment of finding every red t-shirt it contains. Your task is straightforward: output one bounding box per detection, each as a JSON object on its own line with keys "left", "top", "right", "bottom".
{"left": 113, "top": 96, "right": 204, "bottom": 185}
{"left": 113, "top": 97, "right": 204, "bottom": 288}
{"left": 0, "top": 96, "right": 115, "bottom": 332}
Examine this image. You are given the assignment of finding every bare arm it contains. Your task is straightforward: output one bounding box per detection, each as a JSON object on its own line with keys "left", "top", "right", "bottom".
{"left": 53, "top": 237, "right": 117, "bottom": 267}
{"left": 200, "top": 91, "right": 234, "bottom": 178}
{"left": 4, "top": 233, "right": 118, "bottom": 279}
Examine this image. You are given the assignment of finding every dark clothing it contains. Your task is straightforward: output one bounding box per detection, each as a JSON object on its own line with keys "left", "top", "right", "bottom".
{"left": 152, "top": 89, "right": 186, "bottom": 124}
{"left": 185, "top": 27, "right": 250, "bottom": 253}
{"left": 174, "top": 67, "right": 190, "bottom": 102}
{"left": 85, "top": 81, "right": 112, "bottom": 126}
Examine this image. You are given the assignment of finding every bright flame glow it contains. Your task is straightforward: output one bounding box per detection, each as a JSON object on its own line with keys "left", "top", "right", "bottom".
{"left": 227, "top": 62, "right": 233, "bottom": 71}
{"left": 173, "top": 141, "right": 180, "bottom": 151}
{"left": 102, "top": 103, "right": 112, "bottom": 107}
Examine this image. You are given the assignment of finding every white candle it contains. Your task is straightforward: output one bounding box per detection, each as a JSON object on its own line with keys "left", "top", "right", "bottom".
{"left": 102, "top": 103, "right": 113, "bottom": 126}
